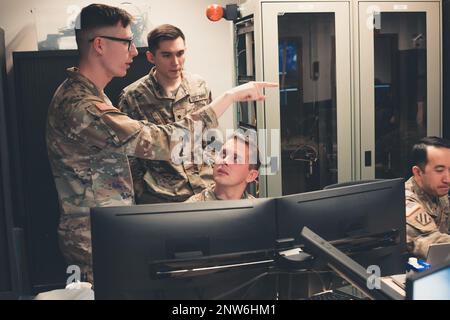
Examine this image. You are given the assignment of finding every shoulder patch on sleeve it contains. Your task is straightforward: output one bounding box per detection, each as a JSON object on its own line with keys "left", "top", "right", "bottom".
{"left": 95, "top": 102, "right": 118, "bottom": 112}
{"left": 415, "top": 211, "right": 433, "bottom": 226}
{"left": 406, "top": 205, "right": 438, "bottom": 233}
{"left": 406, "top": 202, "right": 422, "bottom": 217}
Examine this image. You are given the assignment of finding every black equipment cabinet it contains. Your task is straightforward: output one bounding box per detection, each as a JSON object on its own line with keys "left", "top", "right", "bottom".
{"left": 0, "top": 28, "right": 18, "bottom": 299}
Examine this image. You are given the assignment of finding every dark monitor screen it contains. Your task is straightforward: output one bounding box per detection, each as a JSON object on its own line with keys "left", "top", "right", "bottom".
{"left": 91, "top": 199, "right": 278, "bottom": 300}
{"left": 406, "top": 260, "right": 450, "bottom": 300}
{"left": 300, "top": 226, "right": 404, "bottom": 300}
{"left": 276, "top": 178, "right": 407, "bottom": 275}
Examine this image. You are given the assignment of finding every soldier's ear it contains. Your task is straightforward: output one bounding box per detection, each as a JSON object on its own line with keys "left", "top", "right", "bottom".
{"left": 91, "top": 37, "right": 105, "bottom": 55}
{"left": 246, "top": 169, "right": 259, "bottom": 183}
{"left": 146, "top": 50, "right": 155, "bottom": 64}
{"left": 412, "top": 165, "right": 423, "bottom": 177}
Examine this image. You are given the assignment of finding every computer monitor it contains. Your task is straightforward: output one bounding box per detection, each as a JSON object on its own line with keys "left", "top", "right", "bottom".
{"left": 406, "top": 260, "right": 450, "bottom": 300}
{"left": 91, "top": 198, "right": 278, "bottom": 299}
{"left": 276, "top": 178, "right": 407, "bottom": 275}
{"left": 300, "top": 226, "right": 404, "bottom": 300}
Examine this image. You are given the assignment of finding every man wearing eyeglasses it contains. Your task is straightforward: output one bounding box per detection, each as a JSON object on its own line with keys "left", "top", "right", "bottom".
{"left": 46, "top": 3, "right": 277, "bottom": 282}
{"left": 118, "top": 25, "right": 215, "bottom": 204}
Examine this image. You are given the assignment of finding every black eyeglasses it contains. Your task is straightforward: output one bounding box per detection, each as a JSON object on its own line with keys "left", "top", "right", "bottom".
{"left": 89, "top": 35, "right": 134, "bottom": 50}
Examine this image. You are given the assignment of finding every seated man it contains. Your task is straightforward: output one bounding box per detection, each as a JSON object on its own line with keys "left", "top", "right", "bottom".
{"left": 405, "top": 136, "right": 450, "bottom": 259}
{"left": 186, "top": 132, "right": 260, "bottom": 202}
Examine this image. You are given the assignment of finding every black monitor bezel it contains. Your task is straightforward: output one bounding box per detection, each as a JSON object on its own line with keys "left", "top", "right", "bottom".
{"left": 91, "top": 198, "right": 278, "bottom": 299}
{"left": 275, "top": 178, "right": 407, "bottom": 275}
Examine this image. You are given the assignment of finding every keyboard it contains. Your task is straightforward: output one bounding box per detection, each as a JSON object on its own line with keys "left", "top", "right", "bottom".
{"left": 306, "top": 290, "right": 358, "bottom": 300}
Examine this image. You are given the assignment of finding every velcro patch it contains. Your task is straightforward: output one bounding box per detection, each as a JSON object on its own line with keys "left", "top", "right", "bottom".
{"left": 95, "top": 102, "right": 118, "bottom": 112}
{"left": 415, "top": 212, "right": 432, "bottom": 226}
{"left": 406, "top": 202, "right": 422, "bottom": 217}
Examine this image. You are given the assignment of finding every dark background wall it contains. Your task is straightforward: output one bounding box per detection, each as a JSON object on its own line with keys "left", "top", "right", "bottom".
{"left": 0, "top": 28, "right": 18, "bottom": 299}
{"left": 8, "top": 48, "right": 151, "bottom": 294}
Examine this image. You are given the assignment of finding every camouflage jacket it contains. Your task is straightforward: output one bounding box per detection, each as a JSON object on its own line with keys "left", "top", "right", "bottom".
{"left": 46, "top": 67, "right": 218, "bottom": 220}
{"left": 184, "top": 185, "right": 255, "bottom": 202}
{"left": 405, "top": 176, "right": 450, "bottom": 259}
{"left": 118, "top": 67, "right": 214, "bottom": 203}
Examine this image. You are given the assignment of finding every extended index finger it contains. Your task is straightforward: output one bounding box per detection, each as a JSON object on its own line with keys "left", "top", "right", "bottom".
{"left": 255, "top": 81, "right": 279, "bottom": 88}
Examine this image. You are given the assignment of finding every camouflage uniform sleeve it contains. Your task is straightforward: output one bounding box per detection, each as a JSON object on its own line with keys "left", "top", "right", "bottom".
{"left": 405, "top": 200, "right": 450, "bottom": 259}
{"left": 68, "top": 100, "right": 218, "bottom": 161}
{"left": 117, "top": 91, "right": 146, "bottom": 196}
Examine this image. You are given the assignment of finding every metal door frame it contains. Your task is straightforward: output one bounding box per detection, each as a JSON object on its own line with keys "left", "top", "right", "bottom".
{"left": 261, "top": 1, "right": 353, "bottom": 196}
{"left": 357, "top": 1, "right": 442, "bottom": 179}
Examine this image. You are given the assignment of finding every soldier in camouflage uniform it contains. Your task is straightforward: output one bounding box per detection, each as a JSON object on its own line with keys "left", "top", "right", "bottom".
{"left": 118, "top": 25, "right": 214, "bottom": 204}
{"left": 405, "top": 136, "right": 450, "bottom": 259}
{"left": 186, "top": 132, "right": 260, "bottom": 202}
{"left": 46, "top": 4, "right": 277, "bottom": 283}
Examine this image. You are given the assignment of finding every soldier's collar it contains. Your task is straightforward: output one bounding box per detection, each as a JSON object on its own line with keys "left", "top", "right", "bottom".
{"left": 206, "top": 185, "right": 219, "bottom": 201}
{"left": 148, "top": 67, "right": 186, "bottom": 100}
{"left": 66, "top": 67, "right": 102, "bottom": 97}
{"left": 241, "top": 190, "right": 250, "bottom": 199}
{"left": 173, "top": 77, "right": 189, "bottom": 102}
{"left": 211, "top": 184, "right": 250, "bottom": 200}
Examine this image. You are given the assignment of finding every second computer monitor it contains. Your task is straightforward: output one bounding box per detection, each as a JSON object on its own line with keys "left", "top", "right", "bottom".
{"left": 406, "top": 260, "right": 450, "bottom": 300}
{"left": 276, "top": 178, "right": 407, "bottom": 275}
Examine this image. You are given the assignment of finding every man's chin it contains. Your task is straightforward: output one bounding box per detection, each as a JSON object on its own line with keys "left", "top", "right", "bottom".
{"left": 169, "top": 71, "right": 181, "bottom": 78}
{"left": 114, "top": 68, "right": 128, "bottom": 77}
{"left": 213, "top": 176, "right": 230, "bottom": 185}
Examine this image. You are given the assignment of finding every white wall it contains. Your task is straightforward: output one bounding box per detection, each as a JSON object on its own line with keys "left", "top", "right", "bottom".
{"left": 0, "top": 0, "right": 236, "bottom": 130}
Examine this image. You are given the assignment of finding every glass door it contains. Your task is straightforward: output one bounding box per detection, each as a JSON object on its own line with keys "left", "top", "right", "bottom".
{"left": 261, "top": 2, "right": 352, "bottom": 196}
{"left": 358, "top": 2, "right": 441, "bottom": 179}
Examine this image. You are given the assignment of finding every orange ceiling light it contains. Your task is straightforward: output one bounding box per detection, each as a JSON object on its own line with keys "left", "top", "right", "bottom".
{"left": 206, "top": 4, "right": 224, "bottom": 22}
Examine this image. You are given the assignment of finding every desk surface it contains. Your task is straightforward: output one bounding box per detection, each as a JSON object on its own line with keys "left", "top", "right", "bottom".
{"left": 382, "top": 275, "right": 406, "bottom": 298}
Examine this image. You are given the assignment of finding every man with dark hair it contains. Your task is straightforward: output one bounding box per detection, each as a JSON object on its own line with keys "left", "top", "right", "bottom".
{"left": 46, "top": 4, "right": 276, "bottom": 282}
{"left": 186, "top": 132, "right": 261, "bottom": 202}
{"left": 118, "top": 24, "right": 214, "bottom": 204}
{"left": 405, "top": 136, "right": 450, "bottom": 259}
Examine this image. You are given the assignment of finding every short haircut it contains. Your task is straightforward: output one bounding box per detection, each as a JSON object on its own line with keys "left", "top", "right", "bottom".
{"left": 147, "top": 24, "right": 185, "bottom": 54}
{"left": 75, "top": 4, "right": 133, "bottom": 55}
{"left": 410, "top": 136, "right": 450, "bottom": 171}
{"left": 229, "top": 131, "right": 261, "bottom": 171}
